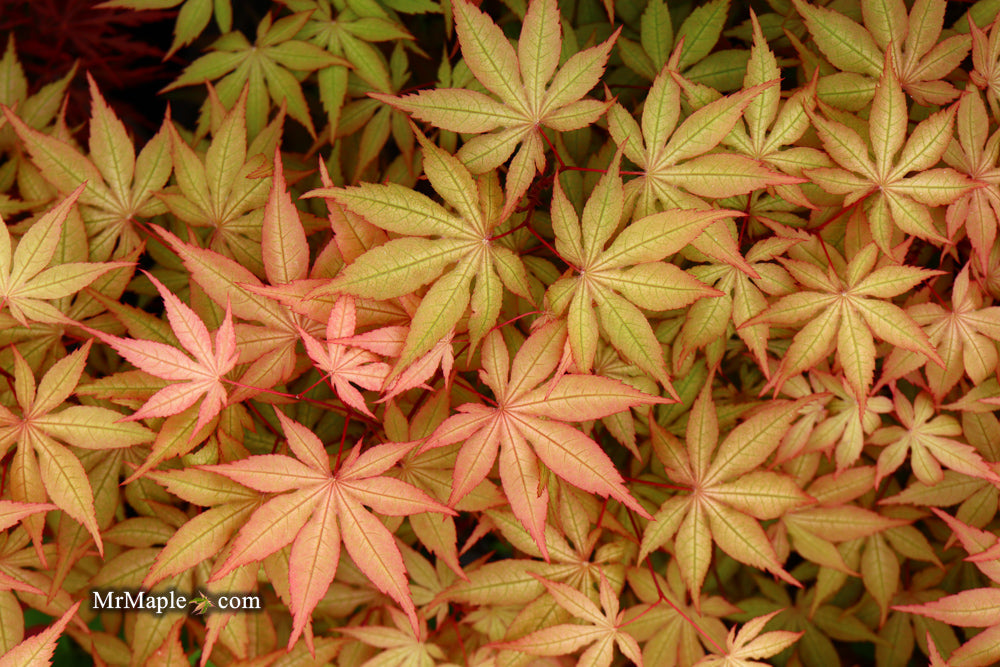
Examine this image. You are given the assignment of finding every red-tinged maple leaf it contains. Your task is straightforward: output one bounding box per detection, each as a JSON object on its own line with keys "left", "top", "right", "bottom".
{"left": 543, "top": 149, "right": 738, "bottom": 389}
{"left": 943, "top": 88, "right": 1000, "bottom": 266}
{"left": 0, "top": 184, "right": 132, "bottom": 325}
{"left": 746, "top": 241, "right": 943, "bottom": 410}
{"left": 804, "top": 51, "right": 975, "bottom": 253}
{"left": 491, "top": 572, "right": 644, "bottom": 667}
{"left": 0, "top": 342, "right": 154, "bottom": 560}
{"left": 422, "top": 321, "right": 664, "bottom": 558}
{"left": 298, "top": 295, "right": 389, "bottom": 418}
{"left": 201, "top": 408, "right": 456, "bottom": 650}
{"left": 88, "top": 271, "right": 238, "bottom": 435}
{"left": 0, "top": 600, "right": 80, "bottom": 667}
{"left": 693, "top": 610, "right": 802, "bottom": 667}
{"left": 871, "top": 391, "right": 1000, "bottom": 488}
{"left": 882, "top": 264, "right": 1000, "bottom": 400}
{"left": 639, "top": 377, "right": 816, "bottom": 603}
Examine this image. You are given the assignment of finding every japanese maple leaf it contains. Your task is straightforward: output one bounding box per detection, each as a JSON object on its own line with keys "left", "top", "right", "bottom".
{"left": 693, "top": 610, "right": 802, "bottom": 667}
{"left": 607, "top": 66, "right": 802, "bottom": 218}
{"left": 304, "top": 131, "right": 532, "bottom": 373}
{"left": 422, "top": 321, "right": 663, "bottom": 558}
{"left": 746, "top": 241, "right": 943, "bottom": 409}
{"left": 870, "top": 391, "right": 999, "bottom": 487}
{"left": 882, "top": 264, "right": 1000, "bottom": 399}
{"left": 543, "top": 150, "right": 739, "bottom": 389}
{"left": 0, "top": 343, "right": 154, "bottom": 560}
{"left": 722, "top": 12, "right": 828, "bottom": 210}
{"left": 202, "top": 409, "right": 455, "bottom": 650}
{"left": 377, "top": 0, "right": 619, "bottom": 217}
{"left": 3, "top": 75, "right": 172, "bottom": 261}
{"left": 0, "top": 36, "right": 75, "bottom": 179}
{"left": 639, "top": 378, "right": 815, "bottom": 603}
{"left": 492, "top": 572, "right": 644, "bottom": 667}
{"left": 805, "top": 52, "right": 975, "bottom": 253}
{"left": 162, "top": 11, "right": 346, "bottom": 138}
{"left": 943, "top": 87, "right": 1000, "bottom": 266}
{"left": 791, "top": 0, "right": 970, "bottom": 105}
{"left": 299, "top": 295, "right": 389, "bottom": 418}
{"left": 0, "top": 184, "right": 130, "bottom": 325}
{"left": 157, "top": 85, "right": 279, "bottom": 277}
{"left": 971, "top": 15, "right": 1000, "bottom": 117}
{"left": 91, "top": 272, "right": 238, "bottom": 435}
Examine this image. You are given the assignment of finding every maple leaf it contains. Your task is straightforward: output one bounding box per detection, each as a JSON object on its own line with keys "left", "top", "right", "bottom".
{"left": 894, "top": 587, "right": 1000, "bottom": 667}
{"left": 0, "top": 36, "right": 76, "bottom": 204}
{"left": 722, "top": 11, "right": 828, "bottom": 210}
{"left": 423, "top": 321, "right": 663, "bottom": 557}
{"left": 805, "top": 52, "right": 975, "bottom": 252}
{"left": 791, "top": 0, "right": 970, "bottom": 105}
{"left": 338, "top": 607, "right": 446, "bottom": 665}
{"left": 3, "top": 74, "right": 172, "bottom": 261}
{"left": 492, "top": 572, "right": 644, "bottom": 667}
{"left": 694, "top": 610, "right": 802, "bottom": 667}
{"left": 140, "top": 467, "right": 260, "bottom": 589}
{"left": 305, "top": 130, "right": 532, "bottom": 374}
{"left": 0, "top": 342, "right": 154, "bottom": 560}
{"left": 162, "top": 11, "right": 348, "bottom": 138}
{"left": 870, "top": 391, "right": 999, "bottom": 487}
{"left": 746, "top": 241, "right": 943, "bottom": 409}
{"left": 882, "top": 264, "right": 1000, "bottom": 400}
{"left": 607, "top": 65, "right": 803, "bottom": 220}
{"left": 88, "top": 271, "right": 238, "bottom": 435}
{"left": 543, "top": 150, "right": 738, "bottom": 389}
{"left": 377, "top": 0, "right": 619, "bottom": 217}
{"left": 299, "top": 295, "right": 389, "bottom": 418}
{"left": 279, "top": 0, "right": 414, "bottom": 141}
{"left": 679, "top": 236, "right": 798, "bottom": 373}
{"left": 157, "top": 85, "right": 285, "bottom": 277}
{"left": 942, "top": 87, "right": 1000, "bottom": 266}
{"left": 639, "top": 378, "right": 814, "bottom": 602}
{"left": 202, "top": 409, "right": 456, "bottom": 649}
{"left": 968, "top": 13, "right": 1000, "bottom": 117}
{"left": 0, "top": 184, "right": 131, "bottom": 325}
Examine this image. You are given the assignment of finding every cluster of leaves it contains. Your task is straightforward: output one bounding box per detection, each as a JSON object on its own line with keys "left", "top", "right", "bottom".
{"left": 5, "top": 0, "right": 1000, "bottom": 665}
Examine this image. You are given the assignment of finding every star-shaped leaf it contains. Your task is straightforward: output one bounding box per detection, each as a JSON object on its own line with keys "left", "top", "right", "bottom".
{"left": 3, "top": 75, "right": 173, "bottom": 261}
{"left": 0, "top": 184, "right": 131, "bottom": 325}
{"left": 492, "top": 572, "right": 645, "bottom": 667}
{"left": 162, "top": 11, "right": 347, "bottom": 138}
{"left": 298, "top": 295, "right": 389, "bottom": 418}
{"left": 746, "top": 241, "right": 943, "bottom": 408}
{"left": 0, "top": 342, "right": 154, "bottom": 560}
{"left": 422, "top": 321, "right": 664, "bottom": 558}
{"left": 544, "top": 152, "right": 739, "bottom": 389}
{"left": 304, "top": 129, "right": 531, "bottom": 374}
{"left": 806, "top": 52, "right": 975, "bottom": 252}
{"left": 90, "top": 272, "right": 238, "bottom": 435}
{"left": 377, "top": 0, "right": 619, "bottom": 217}
{"left": 202, "top": 409, "right": 455, "bottom": 649}
{"left": 639, "top": 377, "right": 815, "bottom": 602}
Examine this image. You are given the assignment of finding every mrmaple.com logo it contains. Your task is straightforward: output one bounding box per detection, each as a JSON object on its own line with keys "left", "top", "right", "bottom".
{"left": 89, "top": 589, "right": 262, "bottom": 614}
